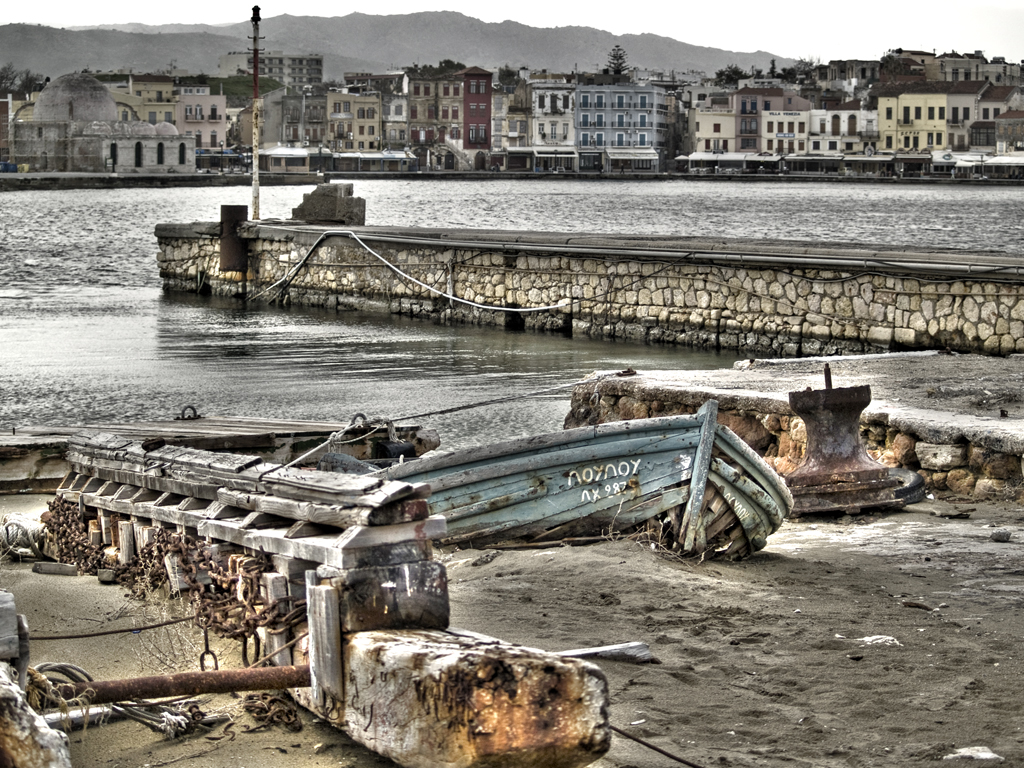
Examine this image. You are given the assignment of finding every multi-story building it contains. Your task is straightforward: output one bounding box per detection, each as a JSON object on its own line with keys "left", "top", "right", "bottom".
{"left": 381, "top": 93, "right": 408, "bottom": 150}
{"left": 407, "top": 73, "right": 464, "bottom": 169}
{"left": 876, "top": 81, "right": 1023, "bottom": 152}
{"left": 692, "top": 88, "right": 812, "bottom": 156}
{"left": 808, "top": 100, "right": 878, "bottom": 154}
{"left": 930, "top": 52, "right": 1021, "bottom": 86}
{"left": 460, "top": 67, "right": 493, "bottom": 170}
{"left": 575, "top": 73, "right": 666, "bottom": 173}
{"left": 175, "top": 81, "right": 228, "bottom": 150}
{"left": 825, "top": 60, "right": 880, "bottom": 99}
{"left": 219, "top": 51, "right": 323, "bottom": 87}
{"left": 691, "top": 94, "right": 736, "bottom": 155}
{"left": 995, "top": 110, "right": 1024, "bottom": 153}
{"left": 279, "top": 91, "right": 328, "bottom": 153}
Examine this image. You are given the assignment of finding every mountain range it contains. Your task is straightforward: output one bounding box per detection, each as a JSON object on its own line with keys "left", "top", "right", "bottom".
{"left": 2, "top": 12, "right": 794, "bottom": 82}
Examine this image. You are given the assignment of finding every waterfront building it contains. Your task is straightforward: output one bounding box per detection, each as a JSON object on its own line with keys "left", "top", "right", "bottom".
{"left": 809, "top": 100, "right": 878, "bottom": 154}
{"left": 995, "top": 110, "right": 1024, "bottom": 153}
{"left": 407, "top": 72, "right": 464, "bottom": 170}
{"left": 574, "top": 72, "right": 666, "bottom": 173}
{"left": 505, "top": 72, "right": 576, "bottom": 172}
{"left": 10, "top": 72, "right": 195, "bottom": 173}
{"left": 460, "top": 67, "right": 494, "bottom": 170}
{"left": 877, "top": 81, "right": 1023, "bottom": 152}
{"left": 219, "top": 51, "right": 323, "bottom": 87}
{"left": 175, "top": 80, "right": 229, "bottom": 151}
{"left": 381, "top": 93, "right": 408, "bottom": 150}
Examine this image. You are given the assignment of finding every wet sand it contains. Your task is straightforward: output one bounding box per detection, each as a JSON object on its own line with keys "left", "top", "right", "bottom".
{"left": 4, "top": 491, "right": 1024, "bottom": 768}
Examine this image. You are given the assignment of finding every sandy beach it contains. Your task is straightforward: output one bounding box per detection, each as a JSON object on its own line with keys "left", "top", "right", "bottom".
{"left": 4, "top": 488, "right": 1023, "bottom": 768}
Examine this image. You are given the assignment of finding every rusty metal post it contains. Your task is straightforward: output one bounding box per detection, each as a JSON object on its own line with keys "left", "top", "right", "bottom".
{"left": 785, "top": 371, "right": 899, "bottom": 516}
{"left": 55, "top": 664, "right": 310, "bottom": 706}
{"left": 219, "top": 204, "right": 249, "bottom": 273}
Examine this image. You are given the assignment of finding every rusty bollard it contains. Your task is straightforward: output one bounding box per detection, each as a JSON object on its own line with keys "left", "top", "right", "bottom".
{"left": 785, "top": 365, "right": 900, "bottom": 516}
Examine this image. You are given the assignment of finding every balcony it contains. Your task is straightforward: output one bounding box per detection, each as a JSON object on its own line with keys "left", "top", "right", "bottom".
{"left": 184, "top": 115, "right": 203, "bottom": 122}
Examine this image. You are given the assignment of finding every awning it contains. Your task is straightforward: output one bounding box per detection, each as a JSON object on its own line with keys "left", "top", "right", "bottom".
{"left": 846, "top": 155, "right": 895, "bottom": 163}
{"left": 684, "top": 152, "right": 720, "bottom": 161}
{"left": 605, "top": 147, "right": 659, "bottom": 160}
{"left": 261, "top": 146, "right": 309, "bottom": 157}
{"left": 534, "top": 148, "right": 578, "bottom": 157}
{"left": 715, "top": 152, "right": 749, "bottom": 162}
{"left": 745, "top": 154, "right": 782, "bottom": 163}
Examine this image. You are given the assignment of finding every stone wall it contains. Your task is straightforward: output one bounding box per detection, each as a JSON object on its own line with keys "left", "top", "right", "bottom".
{"left": 563, "top": 374, "right": 1024, "bottom": 502}
{"left": 155, "top": 223, "right": 1024, "bottom": 357}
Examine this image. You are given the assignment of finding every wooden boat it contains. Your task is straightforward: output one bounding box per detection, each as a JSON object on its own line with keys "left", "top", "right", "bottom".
{"left": 375, "top": 401, "right": 793, "bottom": 559}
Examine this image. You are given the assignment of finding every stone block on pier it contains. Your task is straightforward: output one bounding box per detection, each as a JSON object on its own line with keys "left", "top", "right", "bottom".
{"left": 291, "top": 183, "right": 366, "bottom": 225}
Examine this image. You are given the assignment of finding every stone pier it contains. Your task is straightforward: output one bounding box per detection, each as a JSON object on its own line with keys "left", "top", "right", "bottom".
{"left": 156, "top": 220, "right": 1024, "bottom": 357}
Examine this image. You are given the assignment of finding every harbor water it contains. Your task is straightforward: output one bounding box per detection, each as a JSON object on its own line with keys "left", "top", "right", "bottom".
{"left": 2, "top": 179, "right": 1023, "bottom": 449}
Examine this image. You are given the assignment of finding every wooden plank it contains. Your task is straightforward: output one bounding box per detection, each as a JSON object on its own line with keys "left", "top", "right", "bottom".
{"left": 340, "top": 629, "right": 610, "bottom": 768}
{"left": 254, "top": 495, "right": 430, "bottom": 529}
{"left": 262, "top": 573, "right": 293, "bottom": 667}
{"left": 332, "top": 560, "right": 449, "bottom": 633}
{"left": 117, "top": 521, "right": 136, "bottom": 566}
{"left": 680, "top": 399, "right": 718, "bottom": 553}
{"left": 216, "top": 488, "right": 260, "bottom": 510}
{"left": 556, "top": 642, "right": 655, "bottom": 664}
{"left": 284, "top": 521, "right": 333, "bottom": 539}
{"left": 335, "top": 516, "right": 447, "bottom": 550}
{"left": 262, "top": 467, "right": 382, "bottom": 504}
{"left": 316, "top": 539, "right": 433, "bottom": 572}
{"left": 307, "top": 583, "right": 343, "bottom": 703}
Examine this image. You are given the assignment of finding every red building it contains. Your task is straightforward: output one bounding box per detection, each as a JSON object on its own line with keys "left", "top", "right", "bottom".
{"left": 459, "top": 67, "right": 492, "bottom": 169}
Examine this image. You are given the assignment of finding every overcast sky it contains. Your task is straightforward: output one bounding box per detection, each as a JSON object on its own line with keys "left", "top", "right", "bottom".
{"left": 14, "top": 2, "right": 1024, "bottom": 65}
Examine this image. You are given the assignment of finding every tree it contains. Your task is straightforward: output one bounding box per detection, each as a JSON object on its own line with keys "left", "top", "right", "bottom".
{"left": 713, "top": 64, "right": 747, "bottom": 87}
{"left": 0, "top": 62, "right": 44, "bottom": 94}
{"left": 769, "top": 59, "right": 777, "bottom": 78}
{"left": 880, "top": 52, "right": 910, "bottom": 80}
{"left": 607, "top": 45, "right": 628, "bottom": 75}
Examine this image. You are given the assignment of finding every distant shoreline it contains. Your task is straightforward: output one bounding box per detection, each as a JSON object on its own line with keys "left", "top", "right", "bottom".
{"left": 1, "top": 171, "right": 1021, "bottom": 191}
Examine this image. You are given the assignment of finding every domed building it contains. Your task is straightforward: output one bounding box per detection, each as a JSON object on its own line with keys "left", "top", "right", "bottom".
{"left": 11, "top": 73, "right": 195, "bottom": 173}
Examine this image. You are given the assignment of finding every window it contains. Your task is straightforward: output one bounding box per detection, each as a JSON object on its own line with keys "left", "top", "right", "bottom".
{"left": 424, "top": 85, "right": 430, "bottom": 96}
{"left": 705, "top": 139, "right": 711, "bottom": 150}
{"left": 639, "top": 95, "right": 647, "bottom": 109}
{"left": 359, "top": 125, "right": 365, "bottom": 135}
{"left": 410, "top": 106, "right": 417, "bottom": 119}
{"left": 798, "top": 141, "right": 804, "bottom": 151}
{"left": 914, "top": 106, "right": 922, "bottom": 120}
{"left": 470, "top": 80, "right": 477, "bottom": 94}
{"left": 595, "top": 133, "right": 604, "bottom": 146}
{"left": 452, "top": 106, "right": 459, "bottom": 120}
{"left": 399, "top": 130, "right": 406, "bottom": 140}
{"left": 156, "top": 143, "right": 164, "bottom": 164}
{"left": 935, "top": 134, "right": 942, "bottom": 146}
{"left": 395, "top": 105, "right": 403, "bottom": 116}
{"left": 886, "top": 107, "right": 893, "bottom": 120}
{"left": 581, "top": 114, "right": 590, "bottom": 127}
{"left": 904, "top": 136, "right": 911, "bottom": 148}
{"left": 964, "top": 108, "right": 970, "bottom": 120}
{"left": 148, "top": 111, "right": 157, "bottom": 124}
{"left": 616, "top": 114, "right": 625, "bottom": 127}
{"left": 616, "top": 133, "right": 624, "bottom": 146}
{"left": 741, "top": 138, "right": 757, "bottom": 149}
{"left": 713, "top": 123, "right": 721, "bottom": 133}
{"left": 442, "top": 106, "right": 449, "bottom": 119}
{"left": 427, "top": 105, "right": 435, "bottom": 119}
{"left": 886, "top": 135, "right": 893, "bottom": 148}
{"left": 563, "top": 95, "right": 570, "bottom": 109}
{"left": 595, "top": 94, "right": 604, "bottom": 107}
{"left": 367, "top": 108, "right": 375, "bottom": 119}
{"left": 912, "top": 135, "right": 919, "bottom": 148}
{"left": 357, "top": 108, "right": 365, "bottom": 119}
{"left": 639, "top": 114, "right": 647, "bottom": 127}
{"left": 798, "top": 122, "right": 805, "bottom": 133}
{"left": 939, "top": 107, "right": 946, "bottom": 120}
{"left": 767, "top": 121, "right": 774, "bottom": 133}
{"left": 983, "top": 107, "right": 990, "bottom": 119}
{"left": 812, "top": 140, "right": 820, "bottom": 150}
{"left": 453, "top": 85, "right": 459, "bottom": 96}
{"left": 538, "top": 95, "right": 545, "bottom": 109}
{"left": 952, "top": 106, "right": 959, "bottom": 123}
{"left": 580, "top": 132, "right": 590, "bottom": 146}
{"left": 413, "top": 84, "right": 420, "bottom": 95}
{"left": 994, "top": 108, "right": 1001, "bottom": 118}
{"left": 134, "top": 142, "right": 143, "bottom": 167}
{"left": 443, "top": 84, "right": 450, "bottom": 96}
{"left": 788, "top": 122, "right": 794, "bottom": 133}
{"left": 368, "top": 126, "right": 374, "bottom": 135}
{"left": 828, "top": 140, "right": 837, "bottom": 150}
{"left": 616, "top": 95, "right": 624, "bottom": 108}
{"left": 763, "top": 100, "right": 771, "bottom": 110}
{"left": 469, "top": 126, "right": 476, "bottom": 142}
{"left": 927, "top": 132, "right": 934, "bottom": 145}
{"left": 581, "top": 94, "right": 589, "bottom": 108}
{"left": 928, "top": 106, "right": 935, "bottom": 120}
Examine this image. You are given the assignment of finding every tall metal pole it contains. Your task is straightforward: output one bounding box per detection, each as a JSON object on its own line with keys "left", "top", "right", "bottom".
{"left": 251, "top": 5, "right": 262, "bottom": 220}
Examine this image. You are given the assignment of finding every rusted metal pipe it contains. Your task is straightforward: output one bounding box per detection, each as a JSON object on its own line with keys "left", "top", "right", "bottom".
{"left": 55, "top": 665, "right": 310, "bottom": 705}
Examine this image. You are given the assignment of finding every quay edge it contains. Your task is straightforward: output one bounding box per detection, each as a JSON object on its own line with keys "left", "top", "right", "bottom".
{"left": 157, "top": 220, "right": 1024, "bottom": 358}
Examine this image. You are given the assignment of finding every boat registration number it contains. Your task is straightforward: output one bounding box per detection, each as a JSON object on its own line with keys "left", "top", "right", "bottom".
{"left": 567, "top": 459, "right": 642, "bottom": 502}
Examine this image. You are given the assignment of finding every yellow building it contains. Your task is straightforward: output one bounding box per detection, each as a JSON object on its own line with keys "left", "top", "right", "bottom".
{"left": 876, "top": 83, "right": 963, "bottom": 151}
